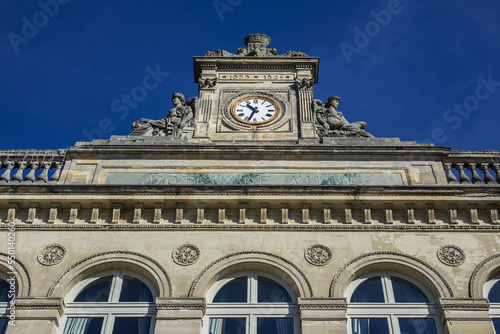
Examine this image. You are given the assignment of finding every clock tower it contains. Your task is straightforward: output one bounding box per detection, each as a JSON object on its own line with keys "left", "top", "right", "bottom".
{"left": 192, "top": 33, "right": 319, "bottom": 142}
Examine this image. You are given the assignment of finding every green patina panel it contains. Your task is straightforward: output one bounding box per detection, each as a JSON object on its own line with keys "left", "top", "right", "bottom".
{"left": 104, "top": 172, "right": 403, "bottom": 186}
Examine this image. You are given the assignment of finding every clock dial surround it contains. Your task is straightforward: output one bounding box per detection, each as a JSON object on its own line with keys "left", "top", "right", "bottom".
{"left": 230, "top": 95, "right": 280, "bottom": 125}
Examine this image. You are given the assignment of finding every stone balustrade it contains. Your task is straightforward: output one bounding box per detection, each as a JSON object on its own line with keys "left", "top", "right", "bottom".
{"left": 0, "top": 149, "right": 66, "bottom": 183}
{"left": 443, "top": 151, "right": 500, "bottom": 185}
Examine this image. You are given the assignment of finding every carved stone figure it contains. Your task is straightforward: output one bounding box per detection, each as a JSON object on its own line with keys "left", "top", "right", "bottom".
{"left": 130, "top": 93, "right": 197, "bottom": 138}
{"left": 205, "top": 34, "right": 309, "bottom": 58}
{"left": 314, "top": 96, "right": 374, "bottom": 138}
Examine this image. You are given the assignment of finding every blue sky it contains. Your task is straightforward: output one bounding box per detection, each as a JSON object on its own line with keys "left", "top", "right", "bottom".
{"left": 1, "top": 0, "right": 499, "bottom": 150}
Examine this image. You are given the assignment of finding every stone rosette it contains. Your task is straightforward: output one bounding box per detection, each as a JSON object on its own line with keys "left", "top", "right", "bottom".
{"left": 173, "top": 244, "right": 200, "bottom": 266}
{"left": 37, "top": 244, "right": 67, "bottom": 266}
{"left": 437, "top": 245, "right": 465, "bottom": 267}
{"left": 305, "top": 244, "right": 332, "bottom": 266}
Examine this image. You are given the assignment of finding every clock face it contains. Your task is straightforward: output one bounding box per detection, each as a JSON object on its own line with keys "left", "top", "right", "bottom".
{"left": 231, "top": 95, "right": 280, "bottom": 125}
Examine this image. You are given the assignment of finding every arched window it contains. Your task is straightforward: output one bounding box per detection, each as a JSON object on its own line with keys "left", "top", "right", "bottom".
{"left": 484, "top": 275, "right": 500, "bottom": 333}
{"left": 60, "top": 271, "right": 156, "bottom": 334}
{"left": 204, "top": 271, "right": 298, "bottom": 334}
{"left": 346, "top": 272, "right": 441, "bottom": 334}
{"left": 0, "top": 273, "right": 15, "bottom": 334}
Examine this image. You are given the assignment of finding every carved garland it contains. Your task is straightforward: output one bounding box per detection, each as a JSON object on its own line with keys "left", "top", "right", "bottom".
{"left": 469, "top": 253, "right": 500, "bottom": 298}
{"left": 47, "top": 250, "right": 172, "bottom": 297}
{"left": 0, "top": 252, "right": 32, "bottom": 296}
{"left": 330, "top": 251, "right": 454, "bottom": 298}
{"left": 188, "top": 250, "right": 313, "bottom": 298}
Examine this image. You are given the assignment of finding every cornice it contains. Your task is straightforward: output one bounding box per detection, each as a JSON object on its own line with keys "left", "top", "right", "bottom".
{"left": 4, "top": 224, "right": 500, "bottom": 232}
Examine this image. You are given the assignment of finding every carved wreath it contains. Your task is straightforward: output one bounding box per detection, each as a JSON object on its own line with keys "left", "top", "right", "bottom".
{"left": 172, "top": 244, "right": 200, "bottom": 266}
{"left": 437, "top": 245, "right": 465, "bottom": 267}
{"left": 38, "top": 244, "right": 67, "bottom": 266}
{"left": 305, "top": 244, "right": 332, "bottom": 266}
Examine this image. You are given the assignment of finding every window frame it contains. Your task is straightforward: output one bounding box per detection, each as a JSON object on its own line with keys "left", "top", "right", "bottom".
{"left": 0, "top": 272, "right": 15, "bottom": 334}
{"left": 484, "top": 275, "right": 500, "bottom": 333}
{"left": 59, "top": 270, "right": 156, "bottom": 334}
{"left": 346, "top": 271, "right": 442, "bottom": 334}
{"left": 204, "top": 271, "right": 299, "bottom": 334}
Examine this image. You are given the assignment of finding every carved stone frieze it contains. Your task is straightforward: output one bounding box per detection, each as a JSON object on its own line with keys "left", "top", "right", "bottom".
{"left": 437, "top": 245, "right": 466, "bottom": 267}
{"left": 305, "top": 244, "right": 332, "bottom": 266}
{"left": 37, "top": 244, "right": 66, "bottom": 266}
{"left": 172, "top": 244, "right": 200, "bottom": 266}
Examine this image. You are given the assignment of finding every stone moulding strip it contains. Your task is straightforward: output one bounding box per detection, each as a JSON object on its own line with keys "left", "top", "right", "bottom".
{"left": 330, "top": 251, "right": 454, "bottom": 298}
{"left": 298, "top": 303, "right": 347, "bottom": 310}
{"left": 0, "top": 252, "right": 32, "bottom": 296}
{"left": 469, "top": 253, "right": 500, "bottom": 298}
{"left": 47, "top": 250, "right": 172, "bottom": 298}
{"left": 188, "top": 250, "right": 313, "bottom": 298}
{"left": 156, "top": 303, "right": 205, "bottom": 310}
{"left": 439, "top": 303, "right": 489, "bottom": 310}
{"left": 6, "top": 224, "right": 500, "bottom": 232}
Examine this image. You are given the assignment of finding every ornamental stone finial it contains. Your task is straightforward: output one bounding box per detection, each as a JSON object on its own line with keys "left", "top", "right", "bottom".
{"left": 243, "top": 33, "right": 271, "bottom": 47}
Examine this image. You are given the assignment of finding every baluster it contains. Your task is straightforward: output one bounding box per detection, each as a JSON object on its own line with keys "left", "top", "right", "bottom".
{"left": 0, "top": 162, "right": 14, "bottom": 182}
{"left": 50, "top": 162, "right": 62, "bottom": 181}
{"left": 24, "top": 162, "right": 39, "bottom": 182}
{"left": 481, "top": 163, "right": 496, "bottom": 184}
{"left": 456, "top": 163, "right": 470, "bottom": 184}
{"left": 36, "top": 162, "right": 51, "bottom": 182}
{"left": 443, "top": 163, "right": 457, "bottom": 183}
{"left": 493, "top": 164, "right": 500, "bottom": 184}
{"left": 468, "top": 163, "right": 483, "bottom": 184}
{"left": 12, "top": 161, "right": 27, "bottom": 182}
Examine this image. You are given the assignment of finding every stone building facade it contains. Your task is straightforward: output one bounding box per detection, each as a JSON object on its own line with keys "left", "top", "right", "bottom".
{"left": 1, "top": 34, "right": 500, "bottom": 334}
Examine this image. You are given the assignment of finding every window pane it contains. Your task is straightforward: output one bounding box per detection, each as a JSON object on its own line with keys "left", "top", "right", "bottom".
{"left": 398, "top": 318, "right": 438, "bottom": 334}
{"left": 0, "top": 318, "right": 8, "bottom": 334}
{"left": 63, "top": 317, "right": 104, "bottom": 334}
{"left": 208, "top": 318, "right": 246, "bottom": 334}
{"left": 350, "top": 277, "right": 385, "bottom": 303}
{"left": 257, "top": 277, "right": 292, "bottom": 303}
{"left": 112, "top": 317, "right": 151, "bottom": 334}
{"left": 119, "top": 276, "right": 154, "bottom": 302}
{"left": 257, "top": 318, "right": 293, "bottom": 334}
{"left": 351, "top": 318, "right": 389, "bottom": 334}
{"left": 212, "top": 277, "right": 247, "bottom": 303}
{"left": 392, "top": 277, "right": 429, "bottom": 303}
{"left": 488, "top": 281, "right": 500, "bottom": 303}
{"left": 493, "top": 318, "right": 500, "bottom": 333}
{"left": 0, "top": 280, "right": 13, "bottom": 302}
{"left": 74, "top": 277, "right": 112, "bottom": 302}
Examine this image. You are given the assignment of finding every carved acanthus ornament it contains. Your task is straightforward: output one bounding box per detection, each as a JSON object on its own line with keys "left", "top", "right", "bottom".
{"left": 295, "top": 78, "right": 314, "bottom": 90}
{"left": 198, "top": 78, "right": 217, "bottom": 89}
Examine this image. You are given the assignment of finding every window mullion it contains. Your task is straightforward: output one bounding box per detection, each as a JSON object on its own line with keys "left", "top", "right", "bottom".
{"left": 102, "top": 314, "right": 114, "bottom": 334}
{"left": 249, "top": 273, "right": 257, "bottom": 303}
{"left": 383, "top": 274, "right": 395, "bottom": 303}
{"left": 109, "top": 275, "right": 122, "bottom": 303}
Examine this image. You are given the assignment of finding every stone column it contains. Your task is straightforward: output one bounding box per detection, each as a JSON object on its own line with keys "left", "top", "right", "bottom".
{"left": 439, "top": 298, "right": 494, "bottom": 334}
{"left": 7, "top": 298, "right": 63, "bottom": 334}
{"left": 298, "top": 297, "right": 347, "bottom": 334}
{"left": 154, "top": 297, "right": 205, "bottom": 334}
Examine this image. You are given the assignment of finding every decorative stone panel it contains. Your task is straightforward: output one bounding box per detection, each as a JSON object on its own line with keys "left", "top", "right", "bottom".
{"left": 437, "top": 245, "right": 465, "bottom": 267}
{"left": 305, "top": 244, "right": 332, "bottom": 266}
{"left": 37, "top": 244, "right": 66, "bottom": 266}
{"left": 172, "top": 244, "right": 200, "bottom": 266}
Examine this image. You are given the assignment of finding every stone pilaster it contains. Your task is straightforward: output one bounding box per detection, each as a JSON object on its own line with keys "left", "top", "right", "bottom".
{"left": 439, "top": 298, "right": 494, "bottom": 334}
{"left": 154, "top": 297, "right": 205, "bottom": 334}
{"left": 7, "top": 297, "right": 64, "bottom": 334}
{"left": 298, "top": 298, "right": 347, "bottom": 334}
